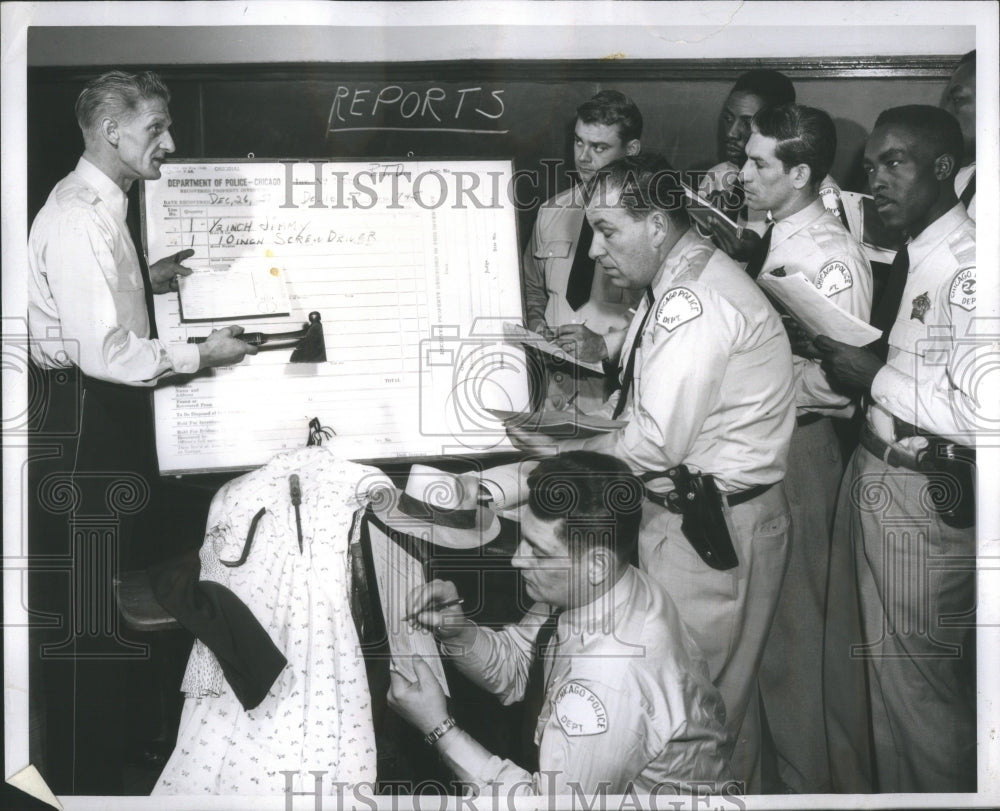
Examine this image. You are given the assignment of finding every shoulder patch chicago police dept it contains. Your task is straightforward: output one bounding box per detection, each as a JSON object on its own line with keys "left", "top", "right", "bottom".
{"left": 949, "top": 267, "right": 975, "bottom": 311}
{"left": 655, "top": 287, "right": 702, "bottom": 332}
{"left": 554, "top": 682, "right": 608, "bottom": 736}
{"left": 815, "top": 260, "right": 854, "bottom": 296}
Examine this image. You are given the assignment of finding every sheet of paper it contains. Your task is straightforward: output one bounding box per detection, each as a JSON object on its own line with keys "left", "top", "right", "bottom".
{"left": 757, "top": 272, "right": 882, "bottom": 347}
{"left": 682, "top": 183, "right": 743, "bottom": 240}
{"left": 502, "top": 322, "right": 605, "bottom": 374}
{"left": 487, "top": 407, "right": 626, "bottom": 438}
{"left": 366, "top": 522, "right": 449, "bottom": 696}
{"left": 143, "top": 161, "right": 531, "bottom": 473}
{"left": 177, "top": 262, "right": 292, "bottom": 321}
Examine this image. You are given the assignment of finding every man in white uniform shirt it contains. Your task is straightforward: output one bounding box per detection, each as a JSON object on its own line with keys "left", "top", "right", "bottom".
{"left": 27, "top": 69, "right": 254, "bottom": 793}
{"left": 738, "top": 103, "right": 872, "bottom": 794}
{"left": 942, "top": 50, "right": 976, "bottom": 220}
{"left": 521, "top": 91, "right": 644, "bottom": 411}
{"left": 508, "top": 154, "right": 796, "bottom": 792}
{"left": 815, "top": 105, "right": 978, "bottom": 793}
{"left": 388, "top": 452, "right": 730, "bottom": 796}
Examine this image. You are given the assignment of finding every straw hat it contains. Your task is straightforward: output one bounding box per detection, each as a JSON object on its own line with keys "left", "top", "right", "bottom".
{"left": 368, "top": 464, "right": 500, "bottom": 549}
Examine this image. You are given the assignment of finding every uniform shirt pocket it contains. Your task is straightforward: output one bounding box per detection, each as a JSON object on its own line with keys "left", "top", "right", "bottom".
{"left": 534, "top": 240, "right": 573, "bottom": 260}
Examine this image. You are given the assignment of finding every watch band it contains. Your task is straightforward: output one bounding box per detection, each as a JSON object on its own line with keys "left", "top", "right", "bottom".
{"left": 423, "top": 715, "right": 457, "bottom": 746}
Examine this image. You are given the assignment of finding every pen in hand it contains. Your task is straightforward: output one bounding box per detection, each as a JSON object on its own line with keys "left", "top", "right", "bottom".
{"left": 403, "top": 597, "right": 465, "bottom": 624}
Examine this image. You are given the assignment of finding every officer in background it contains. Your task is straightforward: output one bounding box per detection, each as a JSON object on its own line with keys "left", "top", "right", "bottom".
{"left": 508, "top": 154, "right": 796, "bottom": 792}
{"left": 815, "top": 105, "right": 978, "bottom": 793}
{"left": 388, "top": 451, "right": 730, "bottom": 796}
{"left": 942, "top": 50, "right": 976, "bottom": 219}
{"left": 722, "top": 103, "right": 872, "bottom": 793}
{"left": 521, "top": 90, "right": 644, "bottom": 412}
{"left": 697, "top": 70, "right": 842, "bottom": 261}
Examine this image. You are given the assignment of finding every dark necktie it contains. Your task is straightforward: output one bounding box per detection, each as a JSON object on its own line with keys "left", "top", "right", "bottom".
{"left": 565, "top": 217, "right": 595, "bottom": 311}
{"left": 868, "top": 245, "right": 910, "bottom": 362}
{"left": 960, "top": 171, "right": 976, "bottom": 209}
{"left": 126, "top": 188, "right": 158, "bottom": 338}
{"left": 521, "top": 608, "right": 562, "bottom": 772}
{"left": 611, "top": 288, "right": 655, "bottom": 420}
{"left": 744, "top": 222, "right": 774, "bottom": 280}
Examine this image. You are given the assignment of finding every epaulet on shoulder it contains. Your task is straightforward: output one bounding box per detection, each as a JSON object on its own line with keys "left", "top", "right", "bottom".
{"left": 948, "top": 225, "right": 975, "bottom": 267}
{"left": 52, "top": 182, "right": 100, "bottom": 210}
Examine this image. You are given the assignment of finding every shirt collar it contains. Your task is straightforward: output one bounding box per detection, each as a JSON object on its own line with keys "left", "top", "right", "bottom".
{"left": 906, "top": 203, "right": 969, "bottom": 269}
{"left": 558, "top": 565, "right": 637, "bottom": 641}
{"left": 771, "top": 197, "right": 826, "bottom": 248}
{"left": 74, "top": 157, "right": 129, "bottom": 221}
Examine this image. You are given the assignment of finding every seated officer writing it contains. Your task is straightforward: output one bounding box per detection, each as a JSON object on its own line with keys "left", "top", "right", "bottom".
{"left": 388, "top": 451, "right": 730, "bottom": 796}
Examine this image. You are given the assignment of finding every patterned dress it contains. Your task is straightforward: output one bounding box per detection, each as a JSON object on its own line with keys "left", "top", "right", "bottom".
{"left": 154, "top": 447, "right": 388, "bottom": 795}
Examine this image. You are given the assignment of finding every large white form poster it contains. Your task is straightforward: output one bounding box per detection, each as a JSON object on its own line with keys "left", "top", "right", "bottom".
{"left": 143, "top": 160, "right": 531, "bottom": 474}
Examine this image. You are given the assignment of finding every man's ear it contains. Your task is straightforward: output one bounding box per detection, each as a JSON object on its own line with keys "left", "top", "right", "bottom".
{"left": 626, "top": 139, "right": 640, "bottom": 156}
{"left": 101, "top": 117, "right": 120, "bottom": 147}
{"left": 648, "top": 209, "right": 669, "bottom": 250}
{"left": 790, "top": 163, "right": 812, "bottom": 191}
{"left": 587, "top": 546, "right": 614, "bottom": 587}
{"left": 933, "top": 153, "right": 956, "bottom": 181}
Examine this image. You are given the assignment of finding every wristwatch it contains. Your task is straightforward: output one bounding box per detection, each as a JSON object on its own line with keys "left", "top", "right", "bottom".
{"left": 423, "top": 715, "right": 457, "bottom": 746}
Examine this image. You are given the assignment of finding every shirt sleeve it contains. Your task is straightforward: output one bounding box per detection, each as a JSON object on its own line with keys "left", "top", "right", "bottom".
{"left": 439, "top": 606, "right": 547, "bottom": 705}
{"left": 43, "top": 208, "right": 200, "bottom": 383}
{"left": 562, "top": 285, "right": 738, "bottom": 474}
{"left": 522, "top": 216, "right": 549, "bottom": 333}
{"left": 870, "top": 265, "right": 983, "bottom": 444}
{"left": 436, "top": 675, "right": 653, "bottom": 797}
{"left": 795, "top": 251, "right": 873, "bottom": 414}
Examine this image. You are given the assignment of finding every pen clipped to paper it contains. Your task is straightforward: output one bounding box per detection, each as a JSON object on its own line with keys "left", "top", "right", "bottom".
{"left": 403, "top": 597, "right": 465, "bottom": 623}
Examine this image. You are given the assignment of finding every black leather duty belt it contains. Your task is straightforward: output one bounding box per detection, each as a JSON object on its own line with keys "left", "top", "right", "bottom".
{"left": 647, "top": 481, "right": 775, "bottom": 513}
{"left": 796, "top": 412, "right": 825, "bottom": 428}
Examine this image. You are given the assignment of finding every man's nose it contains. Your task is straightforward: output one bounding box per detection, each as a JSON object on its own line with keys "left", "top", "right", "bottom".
{"left": 162, "top": 130, "right": 176, "bottom": 153}
{"left": 726, "top": 120, "right": 744, "bottom": 141}
{"left": 588, "top": 230, "right": 605, "bottom": 260}
{"left": 868, "top": 168, "right": 887, "bottom": 193}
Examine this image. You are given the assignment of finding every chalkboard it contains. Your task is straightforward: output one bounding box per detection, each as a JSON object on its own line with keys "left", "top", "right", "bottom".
{"left": 27, "top": 57, "right": 954, "bottom": 240}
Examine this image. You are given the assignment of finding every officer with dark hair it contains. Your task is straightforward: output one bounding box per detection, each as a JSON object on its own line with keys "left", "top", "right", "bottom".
{"left": 815, "top": 104, "right": 978, "bottom": 793}
{"left": 387, "top": 451, "right": 730, "bottom": 796}
{"left": 508, "top": 153, "right": 796, "bottom": 792}
{"left": 942, "top": 50, "right": 976, "bottom": 219}
{"left": 731, "top": 103, "right": 873, "bottom": 793}
{"left": 698, "top": 70, "right": 841, "bottom": 254}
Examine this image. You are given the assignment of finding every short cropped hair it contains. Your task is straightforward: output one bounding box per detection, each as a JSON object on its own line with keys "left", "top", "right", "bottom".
{"left": 527, "top": 451, "right": 644, "bottom": 565}
{"left": 577, "top": 90, "right": 644, "bottom": 144}
{"left": 751, "top": 104, "right": 837, "bottom": 187}
{"left": 75, "top": 70, "right": 171, "bottom": 135}
{"left": 874, "top": 105, "right": 964, "bottom": 174}
{"left": 588, "top": 153, "right": 688, "bottom": 226}
{"left": 957, "top": 50, "right": 976, "bottom": 69}
{"left": 732, "top": 69, "right": 796, "bottom": 109}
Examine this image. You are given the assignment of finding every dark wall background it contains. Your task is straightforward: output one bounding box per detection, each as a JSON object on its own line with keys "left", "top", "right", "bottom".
{"left": 28, "top": 58, "right": 954, "bottom": 245}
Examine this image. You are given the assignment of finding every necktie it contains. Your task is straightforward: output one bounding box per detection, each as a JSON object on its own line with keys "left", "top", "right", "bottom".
{"left": 960, "top": 171, "right": 976, "bottom": 209}
{"left": 521, "top": 608, "right": 561, "bottom": 772}
{"left": 868, "top": 245, "right": 910, "bottom": 362}
{"left": 126, "top": 187, "right": 158, "bottom": 339}
{"left": 744, "top": 222, "right": 774, "bottom": 280}
{"left": 611, "top": 288, "right": 655, "bottom": 420}
{"left": 565, "top": 217, "right": 596, "bottom": 311}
